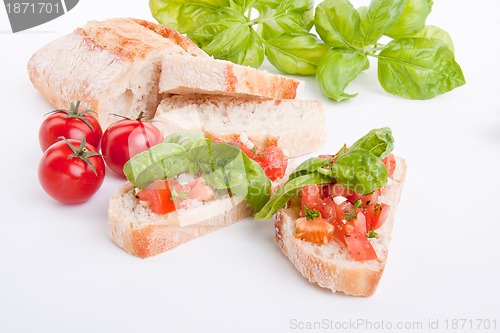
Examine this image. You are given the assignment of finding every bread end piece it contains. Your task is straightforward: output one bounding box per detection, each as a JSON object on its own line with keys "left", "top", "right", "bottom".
{"left": 274, "top": 157, "right": 407, "bottom": 296}
{"left": 108, "top": 182, "right": 252, "bottom": 258}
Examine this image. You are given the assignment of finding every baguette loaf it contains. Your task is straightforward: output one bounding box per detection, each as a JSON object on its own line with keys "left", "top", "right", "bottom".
{"left": 27, "top": 18, "right": 303, "bottom": 129}
{"left": 153, "top": 95, "right": 325, "bottom": 157}
{"left": 274, "top": 157, "right": 407, "bottom": 296}
{"left": 108, "top": 182, "right": 252, "bottom": 258}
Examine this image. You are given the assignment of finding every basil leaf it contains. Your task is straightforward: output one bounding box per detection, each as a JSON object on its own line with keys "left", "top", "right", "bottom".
{"left": 411, "top": 25, "right": 454, "bottom": 53}
{"left": 150, "top": 0, "right": 229, "bottom": 34}
{"left": 189, "top": 8, "right": 253, "bottom": 63}
{"left": 164, "top": 131, "right": 206, "bottom": 150}
{"left": 225, "top": 29, "right": 264, "bottom": 68}
{"left": 316, "top": 48, "right": 369, "bottom": 101}
{"left": 360, "top": 0, "right": 407, "bottom": 46}
{"left": 288, "top": 157, "right": 331, "bottom": 181}
{"left": 328, "top": 149, "right": 388, "bottom": 195}
{"left": 378, "top": 37, "right": 465, "bottom": 99}
{"left": 314, "top": 0, "right": 362, "bottom": 49}
{"left": 133, "top": 154, "right": 190, "bottom": 189}
{"left": 123, "top": 143, "right": 187, "bottom": 188}
{"left": 258, "top": 0, "right": 314, "bottom": 40}
{"left": 265, "top": 33, "right": 329, "bottom": 75}
{"left": 230, "top": 0, "right": 256, "bottom": 12}
{"left": 350, "top": 127, "right": 394, "bottom": 159}
{"left": 385, "top": 0, "right": 433, "bottom": 38}
{"left": 255, "top": 172, "right": 333, "bottom": 220}
{"left": 187, "top": 141, "right": 241, "bottom": 175}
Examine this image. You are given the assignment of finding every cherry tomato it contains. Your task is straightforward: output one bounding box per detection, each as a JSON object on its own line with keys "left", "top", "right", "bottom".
{"left": 39, "top": 100, "right": 102, "bottom": 152}
{"left": 101, "top": 114, "right": 163, "bottom": 177}
{"left": 38, "top": 137, "right": 105, "bottom": 204}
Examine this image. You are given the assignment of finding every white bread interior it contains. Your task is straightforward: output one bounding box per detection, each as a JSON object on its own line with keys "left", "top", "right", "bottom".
{"left": 108, "top": 182, "right": 252, "bottom": 258}
{"left": 153, "top": 95, "right": 325, "bottom": 157}
{"left": 275, "top": 156, "right": 407, "bottom": 296}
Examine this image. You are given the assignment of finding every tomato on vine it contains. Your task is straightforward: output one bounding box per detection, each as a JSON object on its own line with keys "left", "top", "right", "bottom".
{"left": 38, "top": 137, "right": 105, "bottom": 204}
{"left": 101, "top": 112, "right": 163, "bottom": 177}
{"left": 39, "top": 100, "right": 102, "bottom": 152}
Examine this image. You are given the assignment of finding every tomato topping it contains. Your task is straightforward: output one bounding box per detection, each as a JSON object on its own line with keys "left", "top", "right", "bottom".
{"left": 295, "top": 217, "right": 335, "bottom": 246}
{"left": 382, "top": 154, "right": 396, "bottom": 177}
{"left": 344, "top": 231, "right": 378, "bottom": 261}
{"left": 188, "top": 177, "right": 215, "bottom": 201}
{"left": 137, "top": 180, "right": 176, "bottom": 215}
{"left": 253, "top": 145, "right": 288, "bottom": 181}
{"left": 365, "top": 203, "right": 390, "bottom": 230}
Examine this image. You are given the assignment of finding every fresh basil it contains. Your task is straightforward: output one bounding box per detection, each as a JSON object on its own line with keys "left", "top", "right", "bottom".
{"left": 316, "top": 48, "right": 369, "bottom": 102}
{"left": 150, "top": 0, "right": 465, "bottom": 100}
{"left": 411, "top": 25, "right": 454, "bottom": 53}
{"left": 264, "top": 33, "right": 329, "bottom": 75}
{"left": 349, "top": 127, "right": 394, "bottom": 159}
{"left": 327, "top": 149, "right": 388, "bottom": 195}
{"left": 359, "top": 0, "right": 407, "bottom": 46}
{"left": 255, "top": 127, "right": 393, "bottom": 219}
{"left": 314, "top": 0, "right": 362, "bottom": 49}
{"left": 377, "top": 37, "right": 466, "bottom": 99}
{"left": 149, "top": 0, "right": 228, "bottom": 34}
{"left": 385, "top": 0, "right": 433, "bottom": 38}
{"left": 164, "top": 131, "right": 205, "bottom": 150}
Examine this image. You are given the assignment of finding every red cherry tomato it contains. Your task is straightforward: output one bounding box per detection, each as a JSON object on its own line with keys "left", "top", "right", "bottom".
{"left": 39, "top": 100, "right": 102, "bottom": 152}
{"left": 38, "top": 138, "right": 105, "bottom": 204}
{"left": 101, "top": 114, "right": 163, "bottom": 177}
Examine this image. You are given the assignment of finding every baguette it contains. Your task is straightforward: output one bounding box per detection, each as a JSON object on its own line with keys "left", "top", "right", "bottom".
{"left": 27, "top": 18, "right": 303, "bottom": 129}
{"left": 108, "top": 182, "right": 252, "bottom": 258}
{"left": 153, "top": 95, "right": 325, "bottom": 157}
{"left": 274, "top": 157, "right": 407, "bottom": 296}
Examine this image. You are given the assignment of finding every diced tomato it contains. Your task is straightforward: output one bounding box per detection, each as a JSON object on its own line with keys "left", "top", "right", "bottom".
{"left": 252, "top": 145, "right": 288, "bottom": 181}
{"left": 188, "top": 177, "right": 215, "bottom": 201}
{"left": 353, "top": 211, "right": 367, "bottom": 234}
{"left": 382, "top": 154, "right": 396, "bottom": 177}
{"left": 324, "top": 183, "right": 353, "bottom": 198}
{"left": 137, "top": 180, "right": 176, "bottom": 215}
{"left": 295, "top": 216, "right": 335, "bottom": 245}
{"left": 301, "top": 185, "right": 322, "bottom": 212}
{"left": 365, "top": 203, "right": 390, "bottom": 230}
{"left": 344, "top": 231, "right": 378, "bottom": 261}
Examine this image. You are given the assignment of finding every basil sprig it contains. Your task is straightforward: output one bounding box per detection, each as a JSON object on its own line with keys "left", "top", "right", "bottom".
{"left": 123, "top": 131, "right": 271, "bottom": 213}
{"left": 150, "top": 0, "right": 464, "bottom": 100}
{"left": 255, "top": 127, "right": 394, "bottom": 220}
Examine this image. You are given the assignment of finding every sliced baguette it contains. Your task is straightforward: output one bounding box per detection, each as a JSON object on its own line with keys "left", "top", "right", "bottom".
{"left": 159, "top": 55, "right": 302, "bottom": 99}
{"left": 153, "top": 95, "right": 325, "bottom": 157}
{"left": 108, "top": 182, "right": 252, "bottom": 258}
{"left": 27, "top": 18, "right": 303, "bottom": 129}
{"left": 275, "top": 157, "right": 407, "bottom": 296}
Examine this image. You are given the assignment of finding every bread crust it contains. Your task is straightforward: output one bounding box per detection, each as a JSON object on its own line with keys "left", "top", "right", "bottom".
{"left": 275, "top": 157, "right": 407, "bottom": 296}
{"left": 108, "top": 182, "right": 253, "bottom": 258}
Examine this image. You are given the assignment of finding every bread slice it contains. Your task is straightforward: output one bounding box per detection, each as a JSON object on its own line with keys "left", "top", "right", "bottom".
{"left": 108, "top": 182, "right": 252, "bottom": 258}
{"left": 153, "top": 95, "right": 325, "bottom": 157}
{"left": 27, "top": 18, "right": 303, "bottom": 129}
{"left": 274, "top": 157, "right": 407, "bottom": 296}
{"left": 159, "top": 55, "right": 303, "bottom": 99}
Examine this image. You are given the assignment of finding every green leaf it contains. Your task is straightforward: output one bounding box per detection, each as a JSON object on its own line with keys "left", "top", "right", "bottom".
{"left": 258, "top": 0, "right": 314, "bottom": 40}
{"left": 314, "top": 0, "right": 362, "bottom": 49}
{"left": 225, "top": 29, "right": 264, "bottom": 68}
{"left": 255, "top": 172, "right": 333, "bottom": 220}
{"left": 123, "top": 143, "right": 188, "bottom": 188}
{"left": 350, "top": 127, "right": 394, "bottom": 159}
{"left": 150, "top": 0, "right": 229, "bottom": 34}
{"left": 385, "top": 0, "right": 433, "bottom": 38}
{"left": 189, "top": 7, "right": 254, "bottom": 62}
{"left": 411, "top": 25, "right": 454, "bottom": 53}
{"left": 264, "top": 33, "right": 329, "bottom": 75}
{"left": 328, "top": 149, "right": 388, "bottom": 194}
{"left": 164, "top": 131, "right": 206, "bottom": 150}
{"left": 230, "top": 0, "right": 256, "bottom": 13}
{"left": 288, "top": 157, "right": 331, "bottom": 181}
{"left": 316, "top": 48, "right": 369, "bottom": 101}
{"left": 377, "top": 37, "right": 465, "bottom": 99}
{"left": 360, "top": 0, "right": 407, "bottom": 46}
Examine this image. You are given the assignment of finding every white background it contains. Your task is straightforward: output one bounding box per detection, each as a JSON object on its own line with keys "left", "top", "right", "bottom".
{"left": 1, "top": 1, "right": 499, "bottom": 332}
